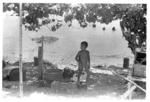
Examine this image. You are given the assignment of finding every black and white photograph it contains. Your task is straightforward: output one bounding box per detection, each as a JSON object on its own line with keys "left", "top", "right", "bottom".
{"left": 1, "top": 0, "right": 148, "bottom": 101}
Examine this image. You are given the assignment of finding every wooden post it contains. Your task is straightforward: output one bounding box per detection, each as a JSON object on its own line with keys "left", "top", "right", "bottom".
{"left": 19, "top": 3, "right": 23, "bottom": 97}
{"left": 127, "top": 68, "right": 133, "bottom": 99}
{"left": 38, "top": 36, "right": 44, "bottom": 80}
{"left": 123, "top": 57, "right": 129, "bottom": 69}
{"left": 121, "top": 86, "right": 136, "bottom": 99}
{"left": 34, "top": 57, "right": 39, "bottom": 66}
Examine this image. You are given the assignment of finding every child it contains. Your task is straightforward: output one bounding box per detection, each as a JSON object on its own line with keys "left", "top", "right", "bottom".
{"left": 75, "top": 41, "right": 90, "bottom": 86}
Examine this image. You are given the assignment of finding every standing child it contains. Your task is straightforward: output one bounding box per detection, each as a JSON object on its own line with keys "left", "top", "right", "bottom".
{"left": 75, "top": 41, "right": 90, "bottom": 86}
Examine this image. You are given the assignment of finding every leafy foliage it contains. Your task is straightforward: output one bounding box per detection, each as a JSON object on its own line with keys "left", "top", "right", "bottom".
{"left": 120, "top": 4, "right": 146, "bottom": 54}
{"left": 3, "top": 3, "right": 146, "bottom": 54}
{"left": 3, "top": 3, "right": 19, "bottom": 15}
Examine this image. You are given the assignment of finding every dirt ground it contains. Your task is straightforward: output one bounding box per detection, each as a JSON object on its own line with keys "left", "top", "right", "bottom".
{"left": 2, "top": 65, "right": 146, "bottom": 99}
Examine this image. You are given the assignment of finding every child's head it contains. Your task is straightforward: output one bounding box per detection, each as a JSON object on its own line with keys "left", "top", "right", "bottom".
{"left": 80, "top": 41, "right": 88, "bottom": 50}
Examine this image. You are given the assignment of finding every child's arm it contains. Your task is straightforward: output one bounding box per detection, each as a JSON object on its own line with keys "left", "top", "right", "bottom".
{"left": 75, "top": 51, "right": 80, "bottom": 62}
{"left": 87, "top": 51, "right": 90, "bottom": 69}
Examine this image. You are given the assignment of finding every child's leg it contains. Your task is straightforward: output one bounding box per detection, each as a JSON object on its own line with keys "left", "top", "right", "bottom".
{"left": 85, "top": 69, "right": 90, "bottom": 84}
{"left": 77, "top": 68, "right": 82, "bottom": 85}
{"left": 77, "top": 72, "right": 81, "bottom": 84}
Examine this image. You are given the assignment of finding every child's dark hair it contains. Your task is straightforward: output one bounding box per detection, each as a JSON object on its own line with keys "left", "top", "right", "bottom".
{"left": 81, "top": 41, "right": 88, "bottom": 48}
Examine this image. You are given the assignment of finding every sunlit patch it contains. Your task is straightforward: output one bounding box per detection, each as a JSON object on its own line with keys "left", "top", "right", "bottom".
{"left": 26, "top": 92, "right": 118, "bottom": 100}
{"left": 90, "top": 68, "right": 113, "bottom": 75}
{"left": 70, "top": 3, "right": 80, "bottom": 8}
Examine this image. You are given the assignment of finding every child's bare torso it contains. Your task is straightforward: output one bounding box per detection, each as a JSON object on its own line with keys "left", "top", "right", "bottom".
{"left": 77, "top": 50, "right": 90, "bottom": 69}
